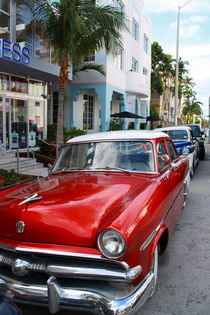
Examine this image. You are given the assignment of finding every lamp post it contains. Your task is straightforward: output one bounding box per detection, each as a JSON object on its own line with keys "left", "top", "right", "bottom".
{"left": 174, "top": 0, "right": 192, "bottom": 125}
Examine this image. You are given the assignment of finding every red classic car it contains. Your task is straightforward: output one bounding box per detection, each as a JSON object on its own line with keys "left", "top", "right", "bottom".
{"left": 0, "top": 130, "right": 189, "bottom": 314}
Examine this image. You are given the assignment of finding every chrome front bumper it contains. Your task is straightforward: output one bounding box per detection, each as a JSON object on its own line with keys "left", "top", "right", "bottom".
{"left": 0, "top": 272, "right": 155, "bottom": 315}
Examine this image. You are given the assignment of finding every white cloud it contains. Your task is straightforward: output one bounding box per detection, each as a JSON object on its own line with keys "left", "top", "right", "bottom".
{"left": 168, "top": 14, "right": 209, "bottom": 40}
{"left": 144, "top": 0, "right": 210, "bottom": 14}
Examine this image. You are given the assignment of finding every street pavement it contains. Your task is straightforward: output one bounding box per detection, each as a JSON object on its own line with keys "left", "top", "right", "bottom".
{"left": 19, "top": 141, "right": 210, "bottom": 315}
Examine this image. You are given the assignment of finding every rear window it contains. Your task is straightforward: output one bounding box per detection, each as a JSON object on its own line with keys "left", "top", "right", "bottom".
{"left": 167, "top": 130, "right": 188, "bottom": 140}
{"left": 189, "top": 125, "right": 200, "bottom": 137}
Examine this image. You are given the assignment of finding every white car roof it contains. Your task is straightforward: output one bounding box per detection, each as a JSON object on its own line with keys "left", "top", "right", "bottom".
{"left": 67, "top": 130, "right": 169, "bottom": 143}
{"left": 154, "top": 126, "right": 191, "bottom": 132}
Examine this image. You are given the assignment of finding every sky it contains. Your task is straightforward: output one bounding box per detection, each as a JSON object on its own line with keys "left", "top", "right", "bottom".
{"left": 144, "top": 0, "right": 210, "bottom": 117}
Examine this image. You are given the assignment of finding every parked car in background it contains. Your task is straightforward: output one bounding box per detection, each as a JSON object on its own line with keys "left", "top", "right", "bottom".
{"left": 0, "top": 130, "right": 189, "bottom": 315}
{"left": 0, "top": 295, "right": 22, "bottom": 315}
{"left": 185, "top": 124, "right": 205, "bottom": 160}
{"left": 154, "top": 126, "right": 199, "bottom": 178}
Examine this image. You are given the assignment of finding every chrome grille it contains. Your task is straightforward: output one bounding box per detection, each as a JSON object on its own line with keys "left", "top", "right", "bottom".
{"left": 0, "top": 248, "right": 141, "bottom": 283}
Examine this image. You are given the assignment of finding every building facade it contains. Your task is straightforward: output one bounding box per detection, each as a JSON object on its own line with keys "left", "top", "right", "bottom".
{"left": 0, "top": 0, "right": 59, "bottom": 149}
{"left": 0, "top": 0, "right": 151, "bottom": 150}
{"left": 69, "top": 0, "right": 152, "bottom": 133}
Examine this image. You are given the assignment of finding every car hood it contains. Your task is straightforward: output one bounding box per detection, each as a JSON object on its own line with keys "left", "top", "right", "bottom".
{"left": 0, "top": 171, "right": 152, "bottom": 247}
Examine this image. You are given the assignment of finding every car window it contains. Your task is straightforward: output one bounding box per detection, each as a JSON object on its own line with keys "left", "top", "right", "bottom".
{"left": 167, "top": 130, "right": 188, "bottom": 140}
{"left": 157, "top": 141, "right": 169, "bottom": 170}
{"left": 53, "top": 141, "right": 156, "bottom": 173}
{"left": 166, "top": 140, "right": 178, "bottom": 161}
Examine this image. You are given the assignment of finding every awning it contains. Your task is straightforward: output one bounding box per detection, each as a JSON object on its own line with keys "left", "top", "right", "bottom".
{"left": 111, "top": 111, "right": 145, "bottom": 119}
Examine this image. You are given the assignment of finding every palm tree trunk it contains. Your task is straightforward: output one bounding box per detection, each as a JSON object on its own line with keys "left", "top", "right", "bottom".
{"left": 56, "top": 58, "right": 69, "bottom": 146}
{"left": 56, "top": 83, "right": 65, "bottom": 146}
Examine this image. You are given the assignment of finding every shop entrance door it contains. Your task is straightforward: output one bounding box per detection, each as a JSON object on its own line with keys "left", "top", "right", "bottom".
{"left": 0, "top": 95, "right": 46, "bottom": 150}
{"left": 11, "top": 98, "right": 45, "bottom": 149}
{"left": 0, "top": 94, "right": 10, "bottom": 149}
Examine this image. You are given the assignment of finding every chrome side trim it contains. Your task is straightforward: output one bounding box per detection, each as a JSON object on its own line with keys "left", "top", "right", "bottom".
{"left": 140, "top": 219, "right": 164, "bottom": 251}
{"left": 140, "top": 186, "right": 183, "bottom": 251}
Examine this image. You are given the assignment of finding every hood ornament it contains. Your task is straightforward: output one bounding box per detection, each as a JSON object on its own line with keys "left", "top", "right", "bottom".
{"left": 16, "top": 221, "right": 25, "bottom": 233}
{"left": 19, "top": 193, "right": 42, "bottom": 206}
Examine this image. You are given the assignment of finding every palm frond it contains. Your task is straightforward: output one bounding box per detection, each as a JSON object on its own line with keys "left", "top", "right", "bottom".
{"left": 73, "top": 63, "right": 105, "bottom": 76}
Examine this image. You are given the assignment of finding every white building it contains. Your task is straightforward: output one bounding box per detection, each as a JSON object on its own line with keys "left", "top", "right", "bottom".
{"left": 0, "top": 0, "right": 152, "bottom": 151}
{"left": 68, "top": 0, "right": 152, "bottom": 133}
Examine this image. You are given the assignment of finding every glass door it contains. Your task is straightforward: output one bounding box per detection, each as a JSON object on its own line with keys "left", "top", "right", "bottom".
{"left": 0, "top": 94, "right": 10, "bottom": 148}
{"left": 28, "top": 100, "right": 45, "bottom": 147}
{"left": 11, "top": 99, "right": 28, "bottom": 148}
{"left": 0, "top": 95, "right": 3, "bottom": 146}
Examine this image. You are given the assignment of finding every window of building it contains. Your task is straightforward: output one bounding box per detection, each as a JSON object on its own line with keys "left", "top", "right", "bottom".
{"left": 83, "top": 95, "right": 94, "bottom": 130}
{"left": 143, "top": 67, "right": 148, "bottom": 75}
{"left": 115, "top": 0, "right": 124, "bottom": 13}
{"left": 114, "top": 49, "right": 123, "bottom": 70}
{"left": 132, "top": 19, "right": 139, "bottom": 41}
{"left": 16, "top": 2, "right": 51, "bottom": 62}
{"left": 144, "top": 34, "right": 149, "bottom": 53}
{"left": 0, "top": 1, "right": 10, "bottom": 13}
{"left": 0, "top": 9, "right": 10, "bottom": 40}
{"left": 84, "top": 52, "right": 95, "bottom": 62}
{"left": 28, "top": 80, "right": 45, "bottom": 97}
{"left": 131, "top": 57, "right": 138, "bottom": 72}
{"left": 0, "top": 73, "right": 9, "bottom": 91}
{"left": 11, "top": 76, "right": 28, "bottom": 93}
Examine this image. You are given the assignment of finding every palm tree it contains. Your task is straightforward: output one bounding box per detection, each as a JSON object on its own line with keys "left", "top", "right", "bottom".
{"left": 26, "top": 0, "right": 126, "bottom": 145}
{"left": 182, "top": 98, "right": 203, "bottom": 123}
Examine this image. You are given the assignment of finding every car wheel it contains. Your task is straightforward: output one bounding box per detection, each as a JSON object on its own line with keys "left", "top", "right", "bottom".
{"left": 149, "top": 245, "right": 158, "bottom": 298}
{"left": 190, "top": 167, "right": 194, "bottom": 178}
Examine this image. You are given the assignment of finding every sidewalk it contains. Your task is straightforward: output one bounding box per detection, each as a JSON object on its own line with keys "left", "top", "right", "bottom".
{"left": 0, "top": 148, "right": 48, "bottom": 177}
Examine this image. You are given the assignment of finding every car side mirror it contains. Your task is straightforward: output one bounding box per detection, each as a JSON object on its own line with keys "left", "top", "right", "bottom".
{"left": 48, "top": 163, "right": 52, "bottom": 173}
{"left": 159, "top": 154, "right": 170, "bottom": 163}
{"left": 170, "top": 162, "right": 178, "bottom": 172}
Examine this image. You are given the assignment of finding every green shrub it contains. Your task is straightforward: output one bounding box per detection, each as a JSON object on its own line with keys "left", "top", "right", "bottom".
{"left": 35, "top": 126, "right": 86, "bottom": 165}
{"left": 64, "top": 128, "right": 86, "bottom": 142}
{"left": 109, "top": 118, "right": 121, "bottom": 131}
{"left": 0, "top": 169, "right": 32, "bottom": 187}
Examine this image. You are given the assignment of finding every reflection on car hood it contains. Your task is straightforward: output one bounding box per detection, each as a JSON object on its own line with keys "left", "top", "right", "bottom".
{"left": 0, "top": 171, "right": 153, "bottom": 247}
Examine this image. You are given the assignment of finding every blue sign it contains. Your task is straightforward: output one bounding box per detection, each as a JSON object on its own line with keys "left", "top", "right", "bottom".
{"left": 0, "top": 39, "right": 30, "bottom": 65}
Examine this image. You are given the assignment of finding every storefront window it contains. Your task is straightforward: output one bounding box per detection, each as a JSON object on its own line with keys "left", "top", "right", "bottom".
{"left": 28, "top": 100, "right": 44, "bottom": 146}
{"left": 0, "top": 96, "right": 3, "bottom": 145}
{"left": 11, "top": 99, "right": 27, "bottom": 148}
{"left": 28, "top": 80, "right": 45, "bottom": 97}
{"left": 0, "top": 0, "right": 10, "bottom": 13}
{"left": 0, "top": 11, "right": 9, "bottom": 35}
{"left": 0, "top": 74, "right": 9, "bottom": 91}
{"left": 11, "top": 76, "right": 28, "bottom": 93}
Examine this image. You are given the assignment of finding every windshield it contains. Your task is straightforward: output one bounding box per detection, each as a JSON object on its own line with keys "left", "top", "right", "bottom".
{"left": 52, "top": 141, "right": 155, "bottom": 173}
{"left": 166, "top": 130, "right": 188, "bottom": 140}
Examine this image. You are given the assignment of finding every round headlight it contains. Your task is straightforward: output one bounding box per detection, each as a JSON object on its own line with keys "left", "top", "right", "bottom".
{"left": 97, "top": 230, "right": 126, "bottom": 259}
{"left": 182, "top": 148, "right": 189, "bottom": 156}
